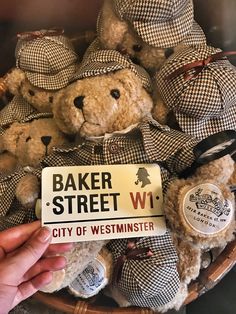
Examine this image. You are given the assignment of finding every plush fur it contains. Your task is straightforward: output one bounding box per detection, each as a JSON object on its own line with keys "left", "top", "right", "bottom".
{"left": 0, "top": 118, "right": 70, "bottom": 172}
{"left": 164, "top": 155, "right": 235, "bottom": 250}
{"left": 0, "top": 118, "right": 71, "bottom": 208}
{"left": 98, "top": 0, "right": 186, "bottom": 74}
{"left": 5, "top": 68, "right": 56, "bottom": 113}
{"left": 53, "top": 69, "right": 153, "bottom": 137}
{"left": 10, "top": 62, "right": 234, "bottom": 312}
{"left": 48, "top": 65, "right": 234, "bottom": 312}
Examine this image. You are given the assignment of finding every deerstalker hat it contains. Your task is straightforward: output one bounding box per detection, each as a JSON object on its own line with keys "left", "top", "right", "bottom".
{"left": 112, "top": 0, "right": 197, "bottom": 47}
{"left": 156, "top": 45, "right": 236, "bottom": 139}
{"left": 71, "top": 39, "right": 153, "bottom": 92}
{"left": 15, "top": 29, "right": 78, "bottom": 90}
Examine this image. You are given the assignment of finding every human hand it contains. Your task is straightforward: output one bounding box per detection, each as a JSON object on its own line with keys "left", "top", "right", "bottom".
{"left": 0, "top": 221, "right": 71, "bottom": 314}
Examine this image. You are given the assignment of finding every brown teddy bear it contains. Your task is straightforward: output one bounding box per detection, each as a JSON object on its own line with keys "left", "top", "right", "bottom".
{"left": 97, "top": 0, "right": 206, "bottom": 74}
{"left": 0, "top": 29, "right": 79, "bottom": 134}
{"left": 30, "top": 49, "right": 235, "bottom": 312}
{"left": 0, "top": 116, "right": 72, "bottom": 230}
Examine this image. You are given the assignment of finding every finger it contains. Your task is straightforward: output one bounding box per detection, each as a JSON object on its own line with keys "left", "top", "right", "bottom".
{"left": 0, "top": 246, "right": 6, "bottom": 260}
{"left": 23, "top": 256, "right": 67, "bottom": 282}
{"left": 10, "top": 227, "right": 52, "bottom": 276}
{"left": 44, "top": 242, "right": 74, "bottom": 256}
{"left": 0, "top": 221, "right": 41, "bottom": 253}
{"left": 12, "top": 271, "right": 53, "bottom": 309}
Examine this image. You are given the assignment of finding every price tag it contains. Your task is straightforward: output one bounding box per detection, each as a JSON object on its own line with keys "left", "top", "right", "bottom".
{"left": 42, "top": 164, "right": 166, "bottom": 243}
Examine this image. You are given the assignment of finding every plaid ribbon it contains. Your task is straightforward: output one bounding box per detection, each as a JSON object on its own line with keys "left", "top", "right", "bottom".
{"left": 17, "top": 28, "right": 64, "bottom": 41}
{"left": 167, "top": 51, "right": 236, "bottom": 81}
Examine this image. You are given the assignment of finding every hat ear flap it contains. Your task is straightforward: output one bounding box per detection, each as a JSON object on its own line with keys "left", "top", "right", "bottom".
{"left": 98, "top": 0, "right": 129, "bottom": 49}
{"left": 5, "top": 68, "right": 27, "bottom": 95}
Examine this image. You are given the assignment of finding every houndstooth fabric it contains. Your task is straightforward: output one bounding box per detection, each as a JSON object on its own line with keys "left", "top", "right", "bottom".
{"left": 0, "top": 117, "right": 198, "bottom": 232}
{"left": 0, "top": 168, "right": 36, "bottom": 231}
{"left": 15, "top": 32, "right": 78, "bottom": 90}
{"left": 71, "top": 46, "right": 152, "bottom": 92}
{"left": 156, "top": 45, "right": 236, "bottom": 139}
{"left": 40, "top": 118, "right": 199, "bottom": 176}
{"left": 109, "top": 0, "right": 201, "bottom": 48}
{"left": 0, "top": 95, "right": 52, "bottom": 134}
{"left": 107, "top": 234, "right": 180, "bottom": 308}
{"left": 182, "top": 20, "right": 206, "bottom": 45}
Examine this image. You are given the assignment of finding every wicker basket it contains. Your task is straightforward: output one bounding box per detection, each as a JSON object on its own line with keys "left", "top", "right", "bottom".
{"left": 0, "top": 30, "right": 235, "bottom": 314}
{"left": 33, "top": 238, "right": 236, "bottom": 314}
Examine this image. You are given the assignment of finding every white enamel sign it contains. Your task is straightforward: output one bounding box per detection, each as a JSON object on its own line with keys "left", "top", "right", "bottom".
{"left": 42, "top": 164, "right": 166, "bottom": 243}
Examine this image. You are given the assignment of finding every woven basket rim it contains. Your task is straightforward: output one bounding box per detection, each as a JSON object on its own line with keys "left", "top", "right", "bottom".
{"left": 34, "top": 238, "right": 236, "bottom": 314}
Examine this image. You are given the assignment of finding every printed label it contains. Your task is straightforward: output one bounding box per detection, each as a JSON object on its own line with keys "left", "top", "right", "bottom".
{"left": 182, "top": 183, "right": 234, "bottom": 235}
{"left": 69, "top": 258, "right": 107, "bottom": 298}
{"left": 42, "top": 164, "right": 166, "bottom": 243}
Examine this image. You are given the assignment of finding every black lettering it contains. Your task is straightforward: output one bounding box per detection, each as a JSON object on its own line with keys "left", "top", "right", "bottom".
{"left": 77, "top": 195, "right": 88, "bottom": 213}
{"left": 53, "top": 174, "right": 64, "bottom": 191}
{"left": 102, "top": 172, "right": 112, "bottom": 189}
{"left": 91, "top": 173, "right": 100, "bottom": 189}
{"left": 64, "top": 174, "right": 76, "bottom": 191}
{"left": 90, "top": 194, "right": 99, "bottom": 212}
{"left": 78, "top": 173, "right": 90, "bottom": 190}
{"left": 101, "top": 194, "right": 109, "bottom": 211}
{"left": 52, "top": 196, "right": 64, "bottom": 215}
{"left": 64, "top": 195, "right": 76, "bottom": 214}
{"left": 110, "top": 193, "right": 120, "bottom": 211}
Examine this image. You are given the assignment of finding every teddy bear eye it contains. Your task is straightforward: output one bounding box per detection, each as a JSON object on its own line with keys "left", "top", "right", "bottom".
{"left": 28, "top": 89, "right": 35, "bottom": 96}
{"left": 110, "top": 89, "right": 120, "bottom": 99}
{"left": 132, "top": 44, "right": 142, "bottom": 52}
{"left": 164, "top": 48, "right": 174, "bottom": 59}
{"left": 26, "top": 136, "right": 31, "bottom": 142}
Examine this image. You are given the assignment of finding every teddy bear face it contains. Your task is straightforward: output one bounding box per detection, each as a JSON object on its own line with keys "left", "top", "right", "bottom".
{"left": 19, "top": 79, "right": 55, "bottom": 113}
{"left": 53, "top": 69, "right": 153, "bottom": 137}
{"left": 6, "top": 68, "right": 55, "bottom": 113}
{"left": 97, "top": 0, "right": 180, "bottom": 74}
{"left": 115, "top": 30, "right": 173, "bottom": 74}
{"left": 1, "top": 118, "right": 70, "bottom": 167}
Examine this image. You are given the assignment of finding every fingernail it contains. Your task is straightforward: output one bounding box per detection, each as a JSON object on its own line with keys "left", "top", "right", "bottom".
{"left": 38, "top": 227, "right": 51, "bottom": 243}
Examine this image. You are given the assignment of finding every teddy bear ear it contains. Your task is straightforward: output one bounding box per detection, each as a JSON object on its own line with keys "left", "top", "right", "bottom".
{"left": 98, "top": 0, "right": 129, "bottom": 49}
{"left": 5, "top": 68, "right": 27, "bottom": 95}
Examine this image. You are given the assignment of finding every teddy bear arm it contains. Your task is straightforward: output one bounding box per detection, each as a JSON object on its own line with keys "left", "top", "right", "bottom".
{"left": 16, "top": 174, "right": 40, "bottom": 209}
{"left": 99, "top": 0, "right": 129, "bottom": 50}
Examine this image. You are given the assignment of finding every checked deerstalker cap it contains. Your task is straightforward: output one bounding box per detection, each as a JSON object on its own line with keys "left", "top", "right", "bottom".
{"left": 15, "top": 29, "right": 78, "bottom": 90}
{"left": 155, "top": 45, "right": 236, "bottom": 139}
{"left": 111, "top": 0, "right": 201, "bottom": 48}
{"left": 71, "top": 43, "right": 153, "bottom": 92}
{"left": 107, "top": 234, "right": 180, "bottom": 308}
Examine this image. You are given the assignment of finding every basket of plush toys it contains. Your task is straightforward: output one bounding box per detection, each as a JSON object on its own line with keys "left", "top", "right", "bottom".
{"left": 0, "top": 0, "right": 236, "bottom": 313}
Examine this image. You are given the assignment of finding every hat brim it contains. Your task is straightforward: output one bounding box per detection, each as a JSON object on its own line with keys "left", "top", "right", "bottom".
{"left": 132, "top": 0, "right": 194, "bottom": 48}
{"left": 25, "top": 63, "right": 78, "bottom": 90}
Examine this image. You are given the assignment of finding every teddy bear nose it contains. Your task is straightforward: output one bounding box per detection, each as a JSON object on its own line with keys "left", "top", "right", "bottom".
{"left": 74, "top": 96, "right": 85, "bottom": 109}
{"left": 41, "top": 136, "right": 52, "bottom": 146}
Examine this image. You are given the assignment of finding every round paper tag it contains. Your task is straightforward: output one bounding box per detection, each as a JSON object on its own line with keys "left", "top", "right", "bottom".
{"left": 69, "top": 257, "right": 108, "bottom": 298}
{"left": 181, "top": 183, "right": 234, "bottom": 235}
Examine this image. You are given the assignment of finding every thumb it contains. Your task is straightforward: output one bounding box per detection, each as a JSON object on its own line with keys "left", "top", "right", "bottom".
{"left": 11, "top": 227, "right": 52, "bottom": 277}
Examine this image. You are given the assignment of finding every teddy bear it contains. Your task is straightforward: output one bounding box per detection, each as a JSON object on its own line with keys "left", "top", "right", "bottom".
{"left": 96, "top": 0, "right": 207, "bottom": 74}
{"left": 23, "top": 48, "right": 234, "bottom": 313}
{"left": 0, "top": 116, "right": 73, "bottom": 231}
{"left": 0, "top": 29, "right": 79, "bottom": 135}
{"left": 154, "top": 44, "right": 236, "bottom": 211}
